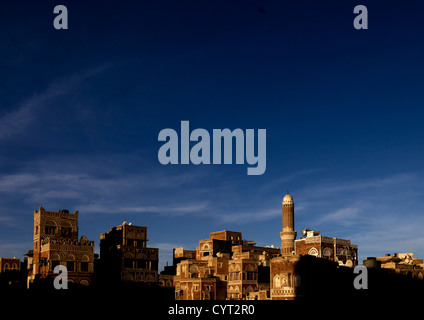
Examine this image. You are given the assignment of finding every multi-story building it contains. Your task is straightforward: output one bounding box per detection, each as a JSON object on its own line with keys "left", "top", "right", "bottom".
{"left": 173, "top": 230, "right": 280, "bottom": 300}
{"left": 27, "top": 206, "right": 95, "bottom": 288}
{"left": 100, "top": 222, "right": 159, "bottom": 284}
{"left": 174, "top": 258, "right": 219, "bottom": 300}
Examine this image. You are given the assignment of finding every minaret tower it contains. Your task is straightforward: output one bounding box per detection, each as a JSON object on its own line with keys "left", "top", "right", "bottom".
{"left": 280, "top": 193, "right": 296, "bottom": 256}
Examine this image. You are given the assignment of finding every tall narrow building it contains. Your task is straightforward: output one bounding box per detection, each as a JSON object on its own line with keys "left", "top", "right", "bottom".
{"left": 27, "top": 206, "right": 95, "bottom": 288}
{"left": 280, "top": 193, "right": 296, "bottom": 256}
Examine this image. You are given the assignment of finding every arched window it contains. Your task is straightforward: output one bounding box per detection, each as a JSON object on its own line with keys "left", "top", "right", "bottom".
{"left": 323, "top": 247, "right": 332, "bottom": 259}
{"left": 81, "top": 255, "right": 90, "bottom": 272}
{"left": 50, "top": 254, "right": 61, "bottom": 271}
{"left": 246, "top": 264, "right": 255, "bottom": 280}
{"left": 61, "top": 221, "right": 73, "bottom": 237}
{"left": 273, "top": 275, "right": 281, "bottom": 288}
{"left": 45, "top": 220, "right": 58, "bottom": 235}
{"left": 66, "top": 254, "right": 76, "bottom": 272}
{"left": 79, "top": 279, "right": 89, "bottom": 286}
{"left": 308, "top": 247, "right": 319, "bottom": 257}
{"left": 281, "top": 273, "right": 291, "bottom": 287}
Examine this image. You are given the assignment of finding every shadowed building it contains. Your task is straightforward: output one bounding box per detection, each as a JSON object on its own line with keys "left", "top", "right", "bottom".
{"left": 0, "top": 257, "right": 24, "bottom": 289}
{"left": 0, "top": 258, "right": 20, "bottom": 272}
{"left": 100, "top": 222, "right": 159, "bottom": 284}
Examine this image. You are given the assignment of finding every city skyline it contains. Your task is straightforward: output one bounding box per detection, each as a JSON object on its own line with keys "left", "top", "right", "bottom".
{"left": 1, "top": 0, "right": 424, "bottom": 272}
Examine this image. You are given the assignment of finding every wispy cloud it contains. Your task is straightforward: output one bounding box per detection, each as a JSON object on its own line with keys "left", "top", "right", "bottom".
{"left": 0, "top": 215, "right": 17, "bottom": 227}
{"left": 259, "top": 168, "right": 326, "bottom": 193}
{"left": 0, "top": 65, "right": 109, "bottom": 140}
{"left": 0, "top": 153, "right": 212, "bottom": 220}
{"left": 298, "top": 173, "right": 418, "bottom": 202}
{"left": 316, "top": 205, "right": 362, "bottom": 226}
{"left": 80, "top": 202, "right": 209, "bottom": 216}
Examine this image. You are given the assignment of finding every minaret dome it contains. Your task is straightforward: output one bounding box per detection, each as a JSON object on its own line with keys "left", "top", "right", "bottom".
{"left": 282, "top": 194, "right": 294, "bottom": 205}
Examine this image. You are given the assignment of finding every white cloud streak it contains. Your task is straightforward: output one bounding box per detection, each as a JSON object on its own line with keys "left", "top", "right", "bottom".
{"left": 0, "top": 65, "right": 109, "bottom": 140}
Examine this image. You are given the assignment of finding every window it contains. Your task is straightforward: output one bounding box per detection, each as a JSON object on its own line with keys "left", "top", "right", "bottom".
{"left": 273, "top": 275, "right": 281, "bottom": 288}
{"left": 136, "top": 259, "right": 147, "bottom": 269}
{"left": 81, "top": 262, "right": 89, "bottom": 272}
{"left": 124, "top": 258, "right": 134, "bottom": 268}
{"left": 323, "top": 247, "right": 332, "bottom": 259}
{"left": 247, "top": 272, "right": 255, "bottom": 280}
{"left": 151, "top": 261, "right": 158, "bottom": 271}
{"left": 51, "top": 260, "right": 60, "bottom": 271}
{"left": 308, "top": 247, "right": 319, "bottom": 257}
{"left": 80, "top": 279, "right": 89, "bottom": 286}
{"left": 67, "top": 261, "right": 75, "bottom": 272}
{"left": 61, "top": 227, "right": 72, "bottom": 237}
{"left": 45, "top": 226, "right": 57, "bottom": 235}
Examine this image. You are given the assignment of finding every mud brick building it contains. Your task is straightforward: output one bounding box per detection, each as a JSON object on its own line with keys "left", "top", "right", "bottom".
{"left": 100, "top": 222, "right": 159, "bottom": 284}
{"left": 173, "top": 230, "right": 280, "bottom": 300}
{"left": 27, "top": 206, "right": 95, "bottom": 288}
{"left": 295, "top": 230, "right": 358, "bottom": 267}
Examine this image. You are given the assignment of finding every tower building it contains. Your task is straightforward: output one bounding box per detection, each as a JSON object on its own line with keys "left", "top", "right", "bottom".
{"left": 27, "top": 206, "right": 95, "bottom": 288}
{"left": 280, "top": 193, "right": 296, "bottom": 256}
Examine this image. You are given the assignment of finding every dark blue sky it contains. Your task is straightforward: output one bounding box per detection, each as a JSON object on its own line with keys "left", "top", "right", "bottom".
{"left": 1, "top": 0, "right": 424, "bottom": 270}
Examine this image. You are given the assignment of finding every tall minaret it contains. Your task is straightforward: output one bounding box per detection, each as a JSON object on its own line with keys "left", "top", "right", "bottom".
{"left": 280, "top": 193, "right": 296, "bottom": 256}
